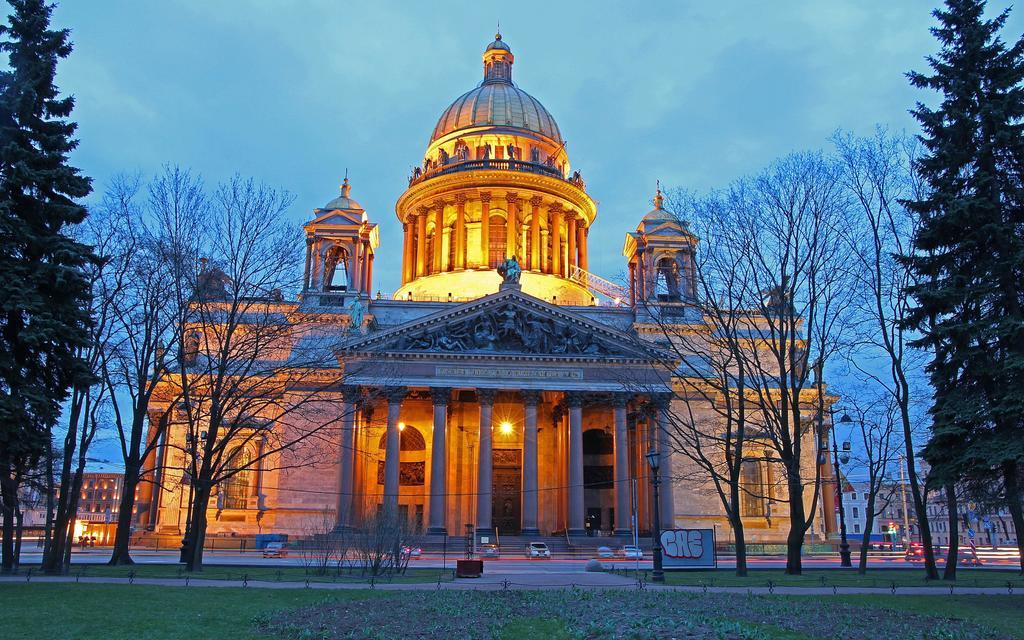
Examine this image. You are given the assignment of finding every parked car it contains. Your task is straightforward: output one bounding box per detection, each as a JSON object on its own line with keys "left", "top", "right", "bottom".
{"left": 401, "top": 546, "right": 422, "bottom": 559}
{"left": 526, "top": 542, "right": 551, "bottom": 559}
{"left": 262, "top": 542, "right": 288, "bottom": 558}
{"left": 480, "top": 543, "right": 500, "bottom": 558}
{"left": 596, "top": 546, "right": 614, "bottom": 559}
{"left": 619, "top": 545, "right": 643, "bottom": 559}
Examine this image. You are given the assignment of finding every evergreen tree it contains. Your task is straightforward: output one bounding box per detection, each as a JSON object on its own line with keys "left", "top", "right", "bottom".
{"left": 906, "top": 0, "right": 1024, "bottom": 573}
{"left": 0, "top": 0, "right": 93, "bottom": 573}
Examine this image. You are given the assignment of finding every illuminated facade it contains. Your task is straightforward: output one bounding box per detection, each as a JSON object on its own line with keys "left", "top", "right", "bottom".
{"left": 142, "top": 34, "right": 834, "bottom": 545}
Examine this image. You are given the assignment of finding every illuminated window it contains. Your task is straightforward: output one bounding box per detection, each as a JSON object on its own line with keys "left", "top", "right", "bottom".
{"left": 488, "top": 214, "right": 506, "bottom": 268}
{"left": 741, "top": 459, "right": 767, "bottom": 518}
{"left": 222, "top": 447, "right": 252, "bottom": 510}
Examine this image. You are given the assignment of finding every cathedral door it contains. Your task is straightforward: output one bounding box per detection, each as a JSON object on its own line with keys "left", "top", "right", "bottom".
{"left": 492, "top": 449, "right": 521, "bottom": 535}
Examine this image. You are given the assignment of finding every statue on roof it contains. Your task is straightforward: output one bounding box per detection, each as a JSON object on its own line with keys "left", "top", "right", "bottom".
{"left": 497, "top": 255, "right": 521, "bottom": 284}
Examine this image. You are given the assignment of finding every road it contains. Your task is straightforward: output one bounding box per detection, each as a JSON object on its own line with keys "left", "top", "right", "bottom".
{"left": 14, "top": 547, "right": 1021, "bottom": 572}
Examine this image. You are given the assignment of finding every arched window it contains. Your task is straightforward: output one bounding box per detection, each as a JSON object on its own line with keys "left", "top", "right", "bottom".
{"left": 222, "top": 447, "right": 252, "bottom": 510}
{"left": 741, "top": 459, "right": 767, "bottom": 517}
{"left": 447, "top": 224, "right": 456, "bottom": 271}
{"left": 376, "top": 425, "right": 426, "bottom": 451}
{"left": 425, "top": 229, "right": 435, "bottom": 274}
{"left": 488, "top": 213, "right": 506, "bottom": 268}
{"left": 655, "top": 257, "right": 681, "bottom": 301}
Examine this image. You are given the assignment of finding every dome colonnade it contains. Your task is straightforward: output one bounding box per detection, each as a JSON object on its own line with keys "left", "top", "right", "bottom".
{"left": 394, "top": 33, "right": 597, "bottom": 305}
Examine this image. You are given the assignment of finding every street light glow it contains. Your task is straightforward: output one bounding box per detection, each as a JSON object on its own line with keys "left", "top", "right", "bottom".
{"left": 499, "top": 421, "right": 514, "bottom": 435}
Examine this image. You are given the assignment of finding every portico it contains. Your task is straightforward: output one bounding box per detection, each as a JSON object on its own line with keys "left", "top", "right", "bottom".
{"left": 335, "top": 287, "right": 672, "bottom": 537}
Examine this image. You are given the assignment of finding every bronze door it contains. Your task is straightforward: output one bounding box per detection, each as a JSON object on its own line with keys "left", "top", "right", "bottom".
{"left": 492, "top": 449, "right": 521, "bottom": 535}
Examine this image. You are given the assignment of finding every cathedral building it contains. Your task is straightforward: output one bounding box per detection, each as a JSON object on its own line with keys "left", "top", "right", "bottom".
{"left": 142, "top": 34, "right": 834, "bottom": 546}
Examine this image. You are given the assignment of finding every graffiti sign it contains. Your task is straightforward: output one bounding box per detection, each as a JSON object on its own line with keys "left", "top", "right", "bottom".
{"left": 660, "top": 528, "right": 717, "bottom": 569}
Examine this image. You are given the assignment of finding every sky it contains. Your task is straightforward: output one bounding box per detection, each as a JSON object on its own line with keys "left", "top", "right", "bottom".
{"left": 50, "top": 0, "right": 1024, "bottom": 293}
{"left": 42, "top": 1, "right": 1024, "bottom": 469}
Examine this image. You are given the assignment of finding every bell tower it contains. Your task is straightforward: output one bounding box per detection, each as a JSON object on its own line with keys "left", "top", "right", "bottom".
{"left": 623, "top": 185, "right": 698, "bottom": 306}
{"left": 303, "top": 177, "right": 379, "bottom": 301}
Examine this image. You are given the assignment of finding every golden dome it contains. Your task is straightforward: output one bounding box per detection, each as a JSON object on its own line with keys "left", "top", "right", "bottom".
{"left": 429, "top": 35, "right": 563, "bottom": 146}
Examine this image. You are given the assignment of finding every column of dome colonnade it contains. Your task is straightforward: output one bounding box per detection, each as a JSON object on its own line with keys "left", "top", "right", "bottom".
{"left": 337, "top": 387, "right": 656, "bottom": 536}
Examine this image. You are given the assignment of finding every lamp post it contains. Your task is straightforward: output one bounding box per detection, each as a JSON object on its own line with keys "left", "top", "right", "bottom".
{"left": 179, "top": 429, "right": 207, "bottom": 563}
{"left": 645, "top": 449, "right": 664, "bottom": 583}
{"left": 833, "top": 412, "right": 853, "bottom": 568}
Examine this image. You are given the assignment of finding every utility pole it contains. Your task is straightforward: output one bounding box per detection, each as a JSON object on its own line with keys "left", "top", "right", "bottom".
{"left": 899, "top": 454, "right": 911, "bottom": 548}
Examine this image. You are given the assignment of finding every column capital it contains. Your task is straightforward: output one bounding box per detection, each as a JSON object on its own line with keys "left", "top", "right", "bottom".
{"left": 564, "top": 391, "right": 585, "bottom": 408}
{"left": 548, "top": 202, "right": 564, "bottom": 214}
{"left": 611, "top": 392, "right": 631, "bottom": 408}
{"left": 384, "top": 386, "right": 407, "bottom": 403}
{"left": 416, "top": 205, "right": 429, "bottom": 216}
{"left": 565, "top": 210, "right": 577, "bottom": 221}
{"left": 505, "top": 191, "right": 520, "bottom": 204}
{"left": 341, "top": 385, "right": 362, "bottom": 404}
{"left": 430, "top": 387, "right": 452, "bottom": 404}
{"left": 530, "top": 195, "right": 544, "bottom": 207}
{"left": 431, "top": 198, "right": 447, "bottom": 210}
{"left": 479, "top": 191, "right": 492, "bottom": 203}
{"left": 477, "top": 388, "right": 498, "bottom": 405}
{"left": 454, "top": 193, "right": 468, "bottom": 205}
{"left": 522, "top": 390, "right": 542, "bottom": 406}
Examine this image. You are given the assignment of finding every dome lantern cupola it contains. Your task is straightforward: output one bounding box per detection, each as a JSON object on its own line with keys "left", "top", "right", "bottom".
{"left": 483, "top": 32, "right": 514, "bottom": 84}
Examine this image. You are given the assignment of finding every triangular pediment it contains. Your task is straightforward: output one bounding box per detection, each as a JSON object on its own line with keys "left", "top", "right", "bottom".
{"left": 307, "top": 209, "right": 364, "bottom": 227}
{"left": 345, "top": 287, "right": 655, "bottom": 361}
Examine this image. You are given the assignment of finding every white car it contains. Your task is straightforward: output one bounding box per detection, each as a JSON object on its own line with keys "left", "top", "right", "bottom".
{"left": 619, "top": 545, "right": 643, "bottom": 559}
{"left": 262, "top": 542, "right": 288, "bottom": 558}
{"left": 597, "top": 546, "right": 614, "bottom": 559}
{"left": 526, "top": 542, "right": 551, "bottom": 559}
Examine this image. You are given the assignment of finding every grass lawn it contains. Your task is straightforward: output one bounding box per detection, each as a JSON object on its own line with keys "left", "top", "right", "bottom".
{"left": 834, "top": 595, "right": 1024, "bottom": 640}
{"left": 17, "top": 563, "right": 453, "bottom": 584}
{"left": 0, "top": 584, "right": 377, "bottom": 640}
{"left": 3, "top": 583, "right": 1021, "bottom": 639}
{"left": 653, "top": 567, "right": 1024, "bottom": 589}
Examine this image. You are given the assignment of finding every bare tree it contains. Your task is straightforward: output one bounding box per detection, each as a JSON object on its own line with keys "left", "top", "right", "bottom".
{"left": 836, "top": 391, "right": 900, "bottom": 573}
{"left": 298, "top": 509, "right": 350, "bottom": 576}
{"left": 643, "top": 189, "right": 764, "bottom": 577}
{"left": 43, "top": 206, "right": 126, "bottom": 574}
{"left": 708, "top": 153, "right": 853, "bottom": 575}
{"left": 162, "top": 176, "right": 349, "bottom": 572}
{"left": 100, "top": 168, "right": 197, "bottom": 565}
{"left": 351, "top": 502, "right": 416, "bottom": 578}
{"left": 834, "top": 129, "right": 940, "bottom": 579}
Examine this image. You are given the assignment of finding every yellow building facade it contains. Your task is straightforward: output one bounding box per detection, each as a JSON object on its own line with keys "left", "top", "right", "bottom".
{"left": 141, "top": 34, "right": 835, "bottom": 547}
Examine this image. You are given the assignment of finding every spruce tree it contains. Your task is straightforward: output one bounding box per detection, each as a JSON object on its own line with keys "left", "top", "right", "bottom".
{"left": 906, "top": 0, "right": 1024, "bottom": 573}
{"left": 0, "top": 0, "right": 93, "bottom": 573}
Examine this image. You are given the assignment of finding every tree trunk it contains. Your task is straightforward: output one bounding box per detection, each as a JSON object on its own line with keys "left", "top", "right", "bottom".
{"left": 859, "top": 492, "right": 878, "bottom": 574}
{"left": 184, "top": 486, "right": 212, "bottom": 572}
{"left": 785, "top": 473, "right": 805, "bottom": 575}
{"left": 899, "top": 408, "right": 938, "bottom": 579}
{"left": 44, "top": 467, "right": 85, "bottom": 574}
{"left": 1001, "top": 461, "right": 1024, "bottom": 575}
{"left": 943, "top": 481, "right": 958, "bottom": 582}
{"left": 108, "top": 459, "right": 142, "bottom": 565}
{"left": 43, "top": 440, "right": 55, "bottom": 560}
{"left": 733, "top": 516, "right": 747, "bottom": 577}
{"left": 14, "top": 507, "right": 24, "bottom": 573}
{"left": 0, "top": 464, "right": 17, "bottom": 574}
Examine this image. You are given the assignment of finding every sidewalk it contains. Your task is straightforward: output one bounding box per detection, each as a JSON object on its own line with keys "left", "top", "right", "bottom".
{"left": 2, "top": 571, "right": 1021, "bottom": 595}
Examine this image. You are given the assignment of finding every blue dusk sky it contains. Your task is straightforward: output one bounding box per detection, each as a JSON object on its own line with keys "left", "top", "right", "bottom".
{"left": 50, "top": 1, "right": 1024, "bottom": 293}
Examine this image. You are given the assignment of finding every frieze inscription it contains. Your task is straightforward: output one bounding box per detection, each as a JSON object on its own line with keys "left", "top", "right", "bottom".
{"left": 435, "top": 366, "right": 583, "bottom": 380}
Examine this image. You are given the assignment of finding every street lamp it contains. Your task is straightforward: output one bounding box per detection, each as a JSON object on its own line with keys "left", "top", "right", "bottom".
{"left": 645, "top": 449, "right": 665, "bottom": 583}
{"left": 833, "top": 412, "right": 853, "bottom": 567}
